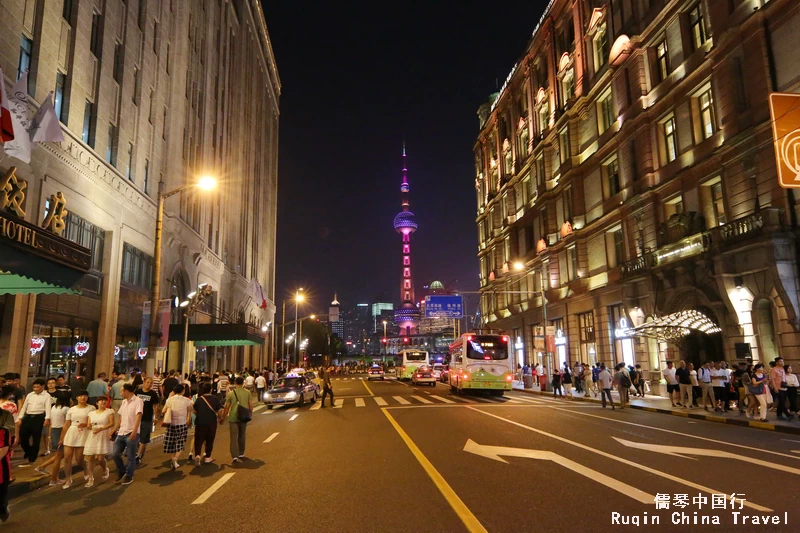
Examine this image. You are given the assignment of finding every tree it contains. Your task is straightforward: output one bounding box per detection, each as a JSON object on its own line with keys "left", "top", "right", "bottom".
{"left": 330, "top": 334, "right": 347, "bottom": 357}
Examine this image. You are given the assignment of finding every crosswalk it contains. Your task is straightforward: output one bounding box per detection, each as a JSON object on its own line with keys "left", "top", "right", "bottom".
{"left": 273, "top": 393, "right": 546, "bottom": 411}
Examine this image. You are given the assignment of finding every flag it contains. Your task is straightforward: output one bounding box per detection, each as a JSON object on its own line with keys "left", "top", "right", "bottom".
{"left": 249, "top": 278, "right": 268, "bottom": 309}
{"left": 31, "top": 91, "right": 64, "bottom": 144}
{"left": 0, "top": 68, "right": 13, "bottom": 142}
{"left": 3, "top": 72, "right": 32, "bottom": 163}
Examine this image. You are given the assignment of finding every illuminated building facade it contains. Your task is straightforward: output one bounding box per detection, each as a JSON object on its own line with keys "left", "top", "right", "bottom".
{"left": 475, "top": 0, "right": 800, "bottom": 377}
{"left": 393, "top": 144, "right": 420, "bottom": 334}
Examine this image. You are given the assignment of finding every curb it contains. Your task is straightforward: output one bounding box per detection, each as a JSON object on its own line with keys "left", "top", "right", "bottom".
{"left": 516, "top": 387, "right": 800, "bottom": 435}
{"left": 9, "top": 432, "right": 165, "bottom": 500}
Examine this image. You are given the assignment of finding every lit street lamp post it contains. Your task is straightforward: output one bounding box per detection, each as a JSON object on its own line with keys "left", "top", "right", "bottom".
{"left": 147, "top": 176, "right": 217, "bottom": 368}
{"left": 293, "top": 289, "right": 304, "bottom": 368}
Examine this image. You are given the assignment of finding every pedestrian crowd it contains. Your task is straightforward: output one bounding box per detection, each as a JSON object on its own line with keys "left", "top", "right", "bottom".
{"left": 0, "top": 367, "right": 276, "bottom": 523}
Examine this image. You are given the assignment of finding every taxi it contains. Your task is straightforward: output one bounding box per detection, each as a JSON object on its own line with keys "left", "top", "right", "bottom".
{"left": 367, "top": 365, "right": 385, "bottom": 381}
{"left": 264, "top": 373, "right": 316, "bottom": 408}
{"left": 303, "top": 370, "right": 322, "bottom": 395}
{"left": 411, "top": 365, "right": 436, "bottom": 387}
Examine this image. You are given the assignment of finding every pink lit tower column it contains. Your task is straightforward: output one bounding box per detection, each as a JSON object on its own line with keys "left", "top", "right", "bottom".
{"left": 393, "top": 143, "right": 421, "bottom": 335}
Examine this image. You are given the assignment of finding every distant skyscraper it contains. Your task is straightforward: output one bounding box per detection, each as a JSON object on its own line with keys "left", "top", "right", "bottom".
{"left": 393, "top": 144, "right": 420, "bottom": 334}
{"left": 329, "top": 293, "right": 344, "bottom": 339}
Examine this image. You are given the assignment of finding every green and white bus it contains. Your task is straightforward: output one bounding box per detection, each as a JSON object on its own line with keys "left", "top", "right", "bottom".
{"left": 398, "top": 350, "right": 430, "bottom": 380}
{"left": 448, "top": 333, "right": 513, "bottom": 395}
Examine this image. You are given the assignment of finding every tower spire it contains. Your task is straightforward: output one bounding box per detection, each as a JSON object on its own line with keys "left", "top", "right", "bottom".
{"left": 393, "top": 141, "right": 420, "bottom": 335}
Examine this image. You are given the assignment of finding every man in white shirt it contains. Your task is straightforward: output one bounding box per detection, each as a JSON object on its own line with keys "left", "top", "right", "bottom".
{"left": 710, "top": 361, "right": 726, "bottom": 412}
{"left": 663, "top": 361, "right": 680, "bottom": 407}
{"left": 598, "top": 364, "right": 614, "bottom": 409}
{"left": 17, "top": 378, "right": 51, "bottom": 466}
{"left": 111, "top": 384, "right": 143, "bottom": 485}
{"left": 255, "top": 373, "right": 267, "bottom": 401}
{"left": 697, "top": 362, "right": 715, "bottom": 411}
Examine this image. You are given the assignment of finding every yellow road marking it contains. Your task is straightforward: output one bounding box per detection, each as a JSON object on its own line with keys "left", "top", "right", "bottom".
{"left": 362, "top": 379, "right": 375, "bottom": 396}
{"left": 382, "top": 408, "right": 487, "bottom": 533}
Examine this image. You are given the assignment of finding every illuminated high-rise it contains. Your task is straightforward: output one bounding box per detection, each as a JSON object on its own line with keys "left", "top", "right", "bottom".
{"left": 393, "top": 144, "right": 420, "bottom": 334}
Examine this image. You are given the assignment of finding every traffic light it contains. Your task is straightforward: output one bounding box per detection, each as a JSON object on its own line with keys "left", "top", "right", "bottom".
{"left": 403, "top": 337, "right": 410, "bottom": 345}
{"left": 382, "top": 338, "right": 388, "bottom": 345}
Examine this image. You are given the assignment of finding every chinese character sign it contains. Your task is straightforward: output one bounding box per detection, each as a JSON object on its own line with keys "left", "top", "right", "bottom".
{"left": 424, "top": 295, "right": 463, "bottom": 318}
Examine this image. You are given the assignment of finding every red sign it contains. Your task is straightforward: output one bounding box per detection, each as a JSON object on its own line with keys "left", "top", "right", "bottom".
{"left": 769, "top": 93, "right": 800, "bottom": 188}
{"left": 74, "top": 342, "right": 90, "bottom": 356}
{"left": 30, "top": 337, "right": 45, "bottom": 354}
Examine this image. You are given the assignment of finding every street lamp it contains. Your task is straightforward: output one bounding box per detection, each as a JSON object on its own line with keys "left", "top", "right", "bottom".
{"left": 147, "top": 176, "right": 218, "bottom": 365}
{"left": 293, "top": 289, "right": 304, "bottom": 368}
{"left": 179, "top": 283, "right": 213, "bottom": 375}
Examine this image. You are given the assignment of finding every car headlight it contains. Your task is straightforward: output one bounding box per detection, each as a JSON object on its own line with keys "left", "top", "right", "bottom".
{"left": 285, "top": 391, "right": 298, "bottom": 399}
{"left": 265, "top": 393, "right": 271, "bottom": 399}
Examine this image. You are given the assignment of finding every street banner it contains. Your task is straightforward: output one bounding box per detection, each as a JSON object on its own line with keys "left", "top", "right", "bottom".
{"left": 424, "top": 295, "right": 463, "bottom": 318}
{"left": 140, "top": 299, "right": 172, "bottom": 351}
{"left": 769, "top": 92, "right": 800, "bottom": 188}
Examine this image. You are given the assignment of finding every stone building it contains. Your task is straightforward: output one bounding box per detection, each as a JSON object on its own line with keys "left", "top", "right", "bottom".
{"left": 474, "top": 0, "right": 800, "bottom": 378}
{"left": 0, "top": 0, "right": 280, "bottom": 386}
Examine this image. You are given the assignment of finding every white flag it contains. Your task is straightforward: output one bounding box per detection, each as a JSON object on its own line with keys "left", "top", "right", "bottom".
{"left": 3, "top": 72, "right": 32, "bottom": 163}
{"left": 31, "top": 91, "right": 64, "bottom": 143}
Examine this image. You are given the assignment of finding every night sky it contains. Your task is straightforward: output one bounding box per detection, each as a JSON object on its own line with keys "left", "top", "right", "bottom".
{"left": 264, "top": 1, "right": 546, "bottom": 314}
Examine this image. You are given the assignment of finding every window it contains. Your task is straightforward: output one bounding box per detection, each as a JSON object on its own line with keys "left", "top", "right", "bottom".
{"left": 106, "top": 124, "right": 117, "bottom": 165}
{"left": 698, "top": 88, "right": 715, "bottom": 140}
{"left": 540, "top": 207, "right": 549, "bottom": 240}
{"left": 153, "top": 22, "right": 160, "bottom": 54}
{"left": 664, "top": 196, "right": 684, "bottom": 219}
{"left": 90, "top": 13, "right": 101, "bottom": 57}
{"left": 17, "top": 36, "right": 33, "bottom": 81}
{"left": 597, "top": 90, "right": 614, "bottom": 134}
{"left": 578, "top": 312, "right": 596, "bottom": 365}
{"left": 704, "top": 181, "right": 727, "bottom": 226}
{"left": 656, "top": 40, "right": 669, "bottom": 82}
{"left": 563, "top": 188, "right": 573, "bottom": 223}
{"left": 604, "top": 158, "right": 620, "bottom": 197}
{"left": 606, "top": 226, "right": 624, "bottom": 267}
{"left": 55, "top": 73, "right": 66, "bottom": 121}
{"left": 535, "top": 155, "right": 545, "bottom": 186}
{"left": 82, "top": 101, "right": 95, "bottom": 146}
{"left": 514, "top": 182, "right": 525, "bottom": 213}
{"left": 560, "top": 70, "right": 574, "bottom": 107}
{"left": 538, "top": 103, "right": 549, "bottom": 133}
{"left": 126, "top": 143, "right": 134, "bottom": 180}
{"left": 144, "top": 159, "right": 150, "bottom": 195}
{"left": 138, "top": 0, "right": 147, "bottom": 31}
{"left": 62, "top": 0, "right": 73, "bottom": 22}
{"left": 593, "top": 24, "right": 609, "bottom": 71}
{"left": 63, "top": 212, "right": 105, "bottom": 271}
{"left": 162, "top": 106, "right": 168, "bottom": 139}
{"left": 567, "top": 245, "right": 578, "bottom": 281}
{"left": 133, "top": 67, "right": 142, "bottom": 105}
{"left": 121, "top": 243, "right": 153, "bottom": 290}
{"left": 504, "top": 236, "right": 511, "bottom": 263}
{"left": 166, "top": 42, "right": 171, "bottom": 74}
{"left": 559, "top": 126, "right": 570, "bottom": 164}
{"left": 662, "top": 116, "right": 677, "bottom": 162}
{"left": 113, "top": 43, "right": 123, "bottom": 83}
{"left": 522, "top": 174, "right": 532, "bottom": 203}
{"left": 689, "top": 4, "right": 708, "bottom": 50}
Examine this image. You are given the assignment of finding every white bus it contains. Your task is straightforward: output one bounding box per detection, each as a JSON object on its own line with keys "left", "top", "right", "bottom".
{"left": 448, "top": 333, "right": 513, "bottom": 395}
{"left": 398, "top": 350, "right": 430, "bottom": 380}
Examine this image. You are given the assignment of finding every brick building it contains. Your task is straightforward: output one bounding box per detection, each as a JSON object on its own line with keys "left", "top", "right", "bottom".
{"left": 474, "top": 0, "right": 800, "bottom": 377}
{"left": 0, "top": 0, "right": 280, "bottom": 386}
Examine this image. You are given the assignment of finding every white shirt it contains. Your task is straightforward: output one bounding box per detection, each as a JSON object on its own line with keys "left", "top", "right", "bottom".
{"left": 698, "top": 367, "right": 712, "bottom": 383}
{"left": 663, "top": 367, "right": 678, "bottom": 385}
{"left": 598, "top": 370, "right": 612, "bottom": 389}
{"left": 245, "top": 375, "right": 255, "bottom": 387}
{"left": 786, "top": 373, "right": 800, "bottom": 388}
{"left": 255, "top": 376, "right": 266, "bottom": 388}
{"left": 50, "top": 405, "right": 68, "bottom": 429}
{"left": 19, "top": 391, "right": 52, "bottom": 420}
{"left": 711, "top": 368, "right": 726, "bottom": 387}
{"left": 165, "top": 395, "right": 192, "bottom": 426}
{"left": 689, "top": 370, "right": 699, "bottom": 387}
{"left": 117, "top": 395, "right": 144, "bottom": 436}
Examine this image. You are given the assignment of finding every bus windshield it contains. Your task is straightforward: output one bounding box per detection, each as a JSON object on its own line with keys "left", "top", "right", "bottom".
{"left": 466, "top": 336, "right": 509, "bottom": 360}
{"left": 405, "top": 352, "right": 427, "bottom": 362}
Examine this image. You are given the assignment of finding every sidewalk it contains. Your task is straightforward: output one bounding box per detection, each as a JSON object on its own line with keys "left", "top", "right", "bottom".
{"left": 8, "top": 428, "right": 166, "bottom": 500}
{"left": 513, "top": 382, "right": 800, "bottom": 435}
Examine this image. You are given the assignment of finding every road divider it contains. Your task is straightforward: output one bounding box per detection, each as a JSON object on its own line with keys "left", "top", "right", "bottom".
{"left": 192, "top": 473, "right": 235, "bottom": 505}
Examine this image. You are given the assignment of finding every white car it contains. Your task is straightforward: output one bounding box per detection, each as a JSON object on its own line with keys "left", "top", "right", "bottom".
{"left": 367, "top": 366, "right": 385, "bottom": 380}
{"left": 432, "top": 364, "right": 444, "bottom": 380}
{"left": 411, "top": 366, "right": 436, "bottom": 386}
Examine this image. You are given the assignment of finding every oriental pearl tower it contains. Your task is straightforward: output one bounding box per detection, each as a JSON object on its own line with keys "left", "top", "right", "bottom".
{"left": 393, "top": 143, "right": 420, "bottom": 335}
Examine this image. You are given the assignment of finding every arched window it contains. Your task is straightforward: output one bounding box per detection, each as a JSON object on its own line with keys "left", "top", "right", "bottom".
{"left": 754, "top": 299, "right": 778, "bottom": 362}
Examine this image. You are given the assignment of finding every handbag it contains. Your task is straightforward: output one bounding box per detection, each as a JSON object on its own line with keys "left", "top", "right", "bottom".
{"left": 161, "top": 407, "right": 172, "bottom": 427}
{"left": 234, "top": 389, "right": 251, "bottom": 423}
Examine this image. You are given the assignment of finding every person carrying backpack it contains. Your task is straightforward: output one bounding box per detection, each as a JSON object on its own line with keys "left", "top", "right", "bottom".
{"left": 614, "top": 364, "right": 631, "bottom": 408}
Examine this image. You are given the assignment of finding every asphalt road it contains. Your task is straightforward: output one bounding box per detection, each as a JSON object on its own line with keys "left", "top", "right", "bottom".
{"left": 8, "top": 375, "right": 799, "bottom": 533}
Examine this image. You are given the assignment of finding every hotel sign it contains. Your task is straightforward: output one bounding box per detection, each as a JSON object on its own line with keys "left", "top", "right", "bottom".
{"left": 0, "top": 167, "right": 91, "bottom": 272}
{"left": 769, "top": 93, "right": 800, "bottom": 188}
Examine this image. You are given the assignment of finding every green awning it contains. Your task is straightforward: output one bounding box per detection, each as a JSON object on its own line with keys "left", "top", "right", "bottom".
{"left": 0, "top": 272, "right": 81, "bottom": 295}
{"left": 169, "top": 323, "right": 266, "bottom": 347}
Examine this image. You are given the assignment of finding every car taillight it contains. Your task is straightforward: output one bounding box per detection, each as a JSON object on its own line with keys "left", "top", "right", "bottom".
{"left": 462, "top": 373, "right": 468, "bottom": 380}
{"left": 505, "top": 375, "right": 513, "bottom": 381}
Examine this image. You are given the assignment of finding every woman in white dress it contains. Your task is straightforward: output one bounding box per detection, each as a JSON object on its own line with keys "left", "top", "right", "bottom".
{"left": 83, "top": 396, "right": 115, "bottom": 487}
{"left": 58, "top": 391, "right": 95, "bottom": 489}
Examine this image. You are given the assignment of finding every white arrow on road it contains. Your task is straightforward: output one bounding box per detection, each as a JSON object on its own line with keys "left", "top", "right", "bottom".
{"left": 614, "top": 438, "right": 800, "bottom": 476}
{"left": 463, "top": 439, "right": 654, "bottom": 504}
